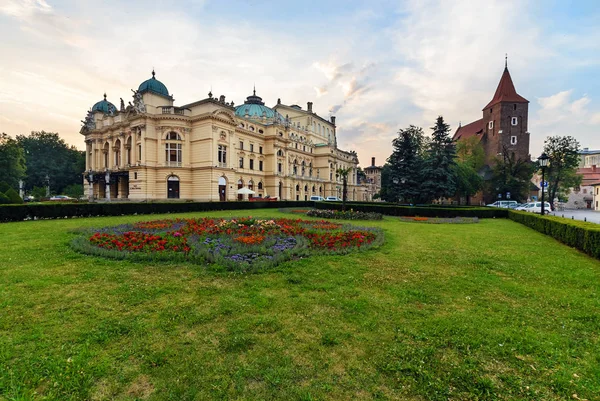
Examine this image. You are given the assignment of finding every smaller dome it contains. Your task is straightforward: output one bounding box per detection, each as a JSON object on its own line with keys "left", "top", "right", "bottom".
{"left": 92, "top": 93, "right": 117, "bottom": 114}
{"left": 138, "top": 70, "right": 170, "bottom": 97}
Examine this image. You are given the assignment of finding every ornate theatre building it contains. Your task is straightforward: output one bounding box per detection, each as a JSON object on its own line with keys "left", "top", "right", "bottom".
{"left": 80, "top": 71, "right": 364, "bottom": 201}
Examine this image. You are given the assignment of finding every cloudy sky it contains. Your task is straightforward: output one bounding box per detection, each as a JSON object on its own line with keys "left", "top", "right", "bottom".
{"left": 0, "top": 0, "right": 599, "bottom": 167}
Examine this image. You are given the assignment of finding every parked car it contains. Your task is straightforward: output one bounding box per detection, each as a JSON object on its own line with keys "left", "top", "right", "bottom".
{"left": 49, "top": 195, "right": 73, "bottom": 201}
{"left": 515, "top": 202, "right": 535, "bottom": 211}
{"left": 325, "top": 196, "right": 341, "bottom": 201}
{"left": 23, "top": 195, "right": 35, "bottom": 202}
{"left": 486, "top": 200, "right": 518, "bottom": 208}
{"left": 310, "top": 196, "right": 324, "bottom": 201}
{"left": 526, "top": 202, "right": 551, "bottom": 214}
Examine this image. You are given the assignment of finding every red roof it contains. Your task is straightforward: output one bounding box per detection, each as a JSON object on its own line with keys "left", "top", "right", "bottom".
{"left": 483, "top": 67, "right": 528, "bottom": 110}
{"left": 453, "top": 118, "right": 484, "bottom": 141}
{"left": 578, "top": 166, "right": 600, "bottom": 186}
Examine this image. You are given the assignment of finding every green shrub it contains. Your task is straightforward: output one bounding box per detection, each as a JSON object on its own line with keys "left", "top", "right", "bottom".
{"left": 0, "top": 193, "right": 11, "bottom": 205}
{"left": 0, "top": 200, "right": 314, "bottom": 223}
{"left": 509, "top": 210, "right": 600, "bottom": 259}
{"left": 315, "top": 202, "right": 506, "bottom": 218}
{"left": 0, "top": 182, "right": 11, "bottom": 194}
{"left": 4, "top": 188, "right": 23, "bottom": 204}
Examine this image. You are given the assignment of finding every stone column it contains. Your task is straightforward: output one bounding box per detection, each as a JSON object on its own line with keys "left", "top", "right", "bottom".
{"left": 105, "top": 171, "right": 111, "bottom": 201}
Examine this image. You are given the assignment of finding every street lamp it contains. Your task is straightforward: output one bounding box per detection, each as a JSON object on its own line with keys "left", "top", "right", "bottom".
{"left": 538, "top": 153, "right": 550, "bottom": 215}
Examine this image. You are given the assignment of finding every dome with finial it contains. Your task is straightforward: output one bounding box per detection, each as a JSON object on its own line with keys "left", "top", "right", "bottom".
{"left": 138, "top": 69, "right": 171, "bottom": 97}
{"left": 91, "top": 93, "right": 117, "bottom": 114}
{"left": 234, "top": 87, "right": 284, "bottom": 122}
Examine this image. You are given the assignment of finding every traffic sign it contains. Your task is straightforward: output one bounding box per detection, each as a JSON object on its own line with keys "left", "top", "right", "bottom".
{"left": 542, "top": 181, "right": 548, "bottom": 187}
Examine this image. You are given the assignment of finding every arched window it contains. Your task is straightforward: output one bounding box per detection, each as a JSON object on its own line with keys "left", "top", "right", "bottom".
{"left": 312, "top": 185, "right": 315, "bottom": 193}
{"left": 114, "top": 139, "right": 121, "bottom": 167}
{"left": 126, "top": 136, "right": 132, "bottom": 165}
{"left": 248, "top": 180, "right": 254, "bottom": 191}
{"left": 258, "top": 182, "right": 263, "bottom": 190}
{"left": 238, "top": 179, "right": 244, "bottom": 201}
{"left": 304, "top": 185, "right": 308, "bottom": 192}
{"left": 103, "top": 142, "right": 109, "bottom": 168}
{"left": 166, "top": 132, "right": 181, "bottom": 140}
{"left": 277, "top": 149, "right": 284, "bottom": 157}
{"left": 296, "top": 184, "right": 300, "bottom": 191}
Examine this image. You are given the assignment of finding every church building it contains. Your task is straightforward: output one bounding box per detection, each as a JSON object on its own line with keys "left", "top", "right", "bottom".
{"left": 80, "top": 71, "right": 364, "bottom": 202}
{"left": 453, "top": 60, "right": 531, "bottom": 203}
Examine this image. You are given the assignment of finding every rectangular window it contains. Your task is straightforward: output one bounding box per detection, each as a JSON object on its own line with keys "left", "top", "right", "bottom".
{"left": 138, "top": 144, "right": 142, "bottom": 161}
{"left": 239, "top": 157, "right": 244, "bottom": 168}
{"left": 278, "top": 162, "right": 282, "bottom": 173}
{"left": 510, "top": 136, "right": 517, "bottom": 145}
{"left": 218, "top": 145, "right": 227, "bottom": 166}
{"left": 250, "top": 144, "right": 254, "bottom": 152}
{"left": 259, "top": 146, "right": 263, "bottom": 154}
{"left": 511, "top": 117, "right": 518, "bottom": 126}
{"left": 134, "top": 172, "right": 137, "bottom": 179}
{"left": 239, "top": 141, "right": 244, "bottom": 150}
{"left": 259, "top": 160, "right": 263, "bottom": 171}
{"left": 488, "top": 121, "right": 494, "bottom": 129}
{"left": 249, "top": 159, "right": 254, "bottom": 170}
{"left": 165, "top": 143, "right": 182, "bottom": 166}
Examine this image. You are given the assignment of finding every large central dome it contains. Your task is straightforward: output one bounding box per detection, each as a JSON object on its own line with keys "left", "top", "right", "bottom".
{"left": 234, "top": 89, "right": 284, "bottom": 121}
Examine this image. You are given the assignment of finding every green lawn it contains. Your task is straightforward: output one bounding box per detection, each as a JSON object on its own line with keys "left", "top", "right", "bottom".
{"left": 1, "top": 210, "right": 599, "bottom": 400}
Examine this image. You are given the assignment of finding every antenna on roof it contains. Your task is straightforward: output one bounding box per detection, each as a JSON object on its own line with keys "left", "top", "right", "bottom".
{"left": 253, "top": 83, "right": 256, "bottom": 96}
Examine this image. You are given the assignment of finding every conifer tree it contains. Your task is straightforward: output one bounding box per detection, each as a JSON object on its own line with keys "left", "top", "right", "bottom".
{"left": 421, "top": 116, "right": 456, "bottom": 202}
{"left": 383, "top": 125, "right": 426, "bottom": 203}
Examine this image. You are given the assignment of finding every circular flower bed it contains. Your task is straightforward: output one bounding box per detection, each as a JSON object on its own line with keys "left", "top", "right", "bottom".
{"left": 72, "top": 217, "right": 383, "bottom": 272}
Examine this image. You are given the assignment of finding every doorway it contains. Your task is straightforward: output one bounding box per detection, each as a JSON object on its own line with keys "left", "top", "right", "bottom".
{"left": 167, "top": 176, "right": 180, "bottom": 199}
{"left": 218, "top": 176, "right": 227, "bottom": 202}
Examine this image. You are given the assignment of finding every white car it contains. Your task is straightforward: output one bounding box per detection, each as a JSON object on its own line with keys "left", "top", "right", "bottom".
{"left": 309, "top": 196, "right": 324, "bottom": 201}
{"left": 49, "top": 195, "right": 73, "bottom": 201}
{"left": 486, "top": 200, "right": 518, "bottom": 208}
{"left": 526, "top": 202, "right": 551, "bottom": 214}
{"left": 515, "top": 202, "right": 535, "bottom": 211}
{"left": 325, "top": 196, "right": 341, "bottom": 201}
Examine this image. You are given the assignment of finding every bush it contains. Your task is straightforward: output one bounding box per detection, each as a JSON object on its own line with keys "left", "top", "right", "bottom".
{"left": 0, "top": 200, "right": 315, "bottom": 223}
{"left": 509, "top": 210, "right": 600, "bottom": 259}
{"left": 4, "top": 188, "right": 23, "bottom": 204}
{"left": 307, "top": 209, "right": 383, "bottom": 220}
{"left": 0, "top": 193, "right": 11, "bottom": 205}
{"left": 315, "top": 202, "right": 506, "bottom": 218}
{"left": 0, "top": 182, "right": 11, "bottom": 194}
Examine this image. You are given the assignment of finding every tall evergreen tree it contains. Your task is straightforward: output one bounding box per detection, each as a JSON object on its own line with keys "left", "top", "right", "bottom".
{"left": 382, "top": 125, "right": 426, "bottom": 203}
{"left": 420, "top": 116, "right": 457, "bottom": 202}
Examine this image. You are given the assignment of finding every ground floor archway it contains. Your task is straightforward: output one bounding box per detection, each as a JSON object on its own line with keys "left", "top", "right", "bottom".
{"left": 167, "top": 175, "right": 180, "bottom": 199}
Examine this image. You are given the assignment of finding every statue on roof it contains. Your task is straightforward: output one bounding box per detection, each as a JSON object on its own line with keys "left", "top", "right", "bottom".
{"left": 80, "top": 109, "right": 95, "bottom": 133}
{"left": 131, "top": 89, "right": 146, "bottom": 114}
{"left": 120, "top": 98, "right": 125, "bottom": 112}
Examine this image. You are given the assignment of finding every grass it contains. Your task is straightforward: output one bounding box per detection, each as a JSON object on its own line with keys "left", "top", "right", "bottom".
{"left": 1, "top": 210, "right": 599, "bottom": 400}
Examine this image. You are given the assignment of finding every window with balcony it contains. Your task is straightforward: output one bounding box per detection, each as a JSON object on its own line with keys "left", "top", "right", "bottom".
{"left": 250, "top": 144, "right": 254, "bottom": 152}
{"left": 249, "top": 159, "right": 254, "bottom": 170}
{"left": 218, "top": 145, "right": 227, "bottom": 167}
{"left": 239, "top": 141, "right": 244, "bottom": 150}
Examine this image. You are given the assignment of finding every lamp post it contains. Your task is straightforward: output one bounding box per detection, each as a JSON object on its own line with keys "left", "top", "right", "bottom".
{"left": 45, "top": 174, "right": 50, "bottom": 197}
{"left": 538, "top": 153, "right": 549, "bottom": 215}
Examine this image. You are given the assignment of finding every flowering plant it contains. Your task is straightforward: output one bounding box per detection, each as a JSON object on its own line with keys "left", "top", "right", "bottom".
{"left": 73, "top": 217, "right": 383, "bottom": 273}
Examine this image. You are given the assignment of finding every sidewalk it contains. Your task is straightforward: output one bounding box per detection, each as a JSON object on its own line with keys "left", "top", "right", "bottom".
{"left": 548, "top": 209, "right": 600, "bottom": 224}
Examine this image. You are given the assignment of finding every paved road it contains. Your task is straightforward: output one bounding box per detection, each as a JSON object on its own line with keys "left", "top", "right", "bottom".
{"left": 548, "top": 209, "right": 600, "bottom": 224}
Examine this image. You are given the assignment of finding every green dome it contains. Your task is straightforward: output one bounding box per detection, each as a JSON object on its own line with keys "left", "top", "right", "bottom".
{"left": 234, "top": 89, "right": 284, "bottom": 122}
{"left": 138, "top": 70, "right": 170, "bottom": 97}
{"left": 92, "top": 94, "right": 116, "bottom": 114}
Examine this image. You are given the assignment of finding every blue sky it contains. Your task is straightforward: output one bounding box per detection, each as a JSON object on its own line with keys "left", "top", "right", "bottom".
{"left": 0, "top": 0, "right": 599, "bottom": 167}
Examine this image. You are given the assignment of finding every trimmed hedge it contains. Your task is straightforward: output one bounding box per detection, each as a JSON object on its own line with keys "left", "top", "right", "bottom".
{"left": 509, "top": 210, "right": 600, "bottom": 259}
{"left": 315, "top": 202, "right": 507, "bottom": 218}
{"left": 0, "top": 201, "right": 313, "bottom": 223}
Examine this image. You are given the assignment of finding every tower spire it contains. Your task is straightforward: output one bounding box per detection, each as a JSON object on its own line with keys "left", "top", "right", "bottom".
{"left": 253, "top": 84, "right": 256, "bottom": 96}
{"left": 152, "top": 68, "right": 155, "bottom": 79}
{"left": 505, "top": 53, "right": 508, "bottom": 69}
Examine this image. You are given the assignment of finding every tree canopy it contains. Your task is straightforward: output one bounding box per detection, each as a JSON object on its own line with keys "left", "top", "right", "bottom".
{"left": 0, "top": 133, "right": 26, "bottom": 189}
{"left": 542, "top": 136, "right": 582, "bottom": 207}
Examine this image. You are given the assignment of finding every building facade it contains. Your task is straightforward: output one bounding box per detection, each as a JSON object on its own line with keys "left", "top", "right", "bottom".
{"left": 564, "top": 148, "right": 600, "bottom": 209}
{"left": 453, "top": 61, "right": 531, "bottom": 203}
{"left": 362, "top": 157, "right": 382, "bottom": 201}
{"left": 80, "top": 72, "right": 365, "bottom": 202}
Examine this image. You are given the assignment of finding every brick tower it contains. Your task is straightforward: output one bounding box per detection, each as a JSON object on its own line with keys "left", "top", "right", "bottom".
{"left": 480, "top": 59, "right": 530, "bottom": 165}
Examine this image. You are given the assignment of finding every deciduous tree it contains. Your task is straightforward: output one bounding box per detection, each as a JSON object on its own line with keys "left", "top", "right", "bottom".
{"left": 0, "top": 133, "right": 26, "bottom": 189}
{"left": 542, "top": 136, "right": 582, "bottom": 209}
